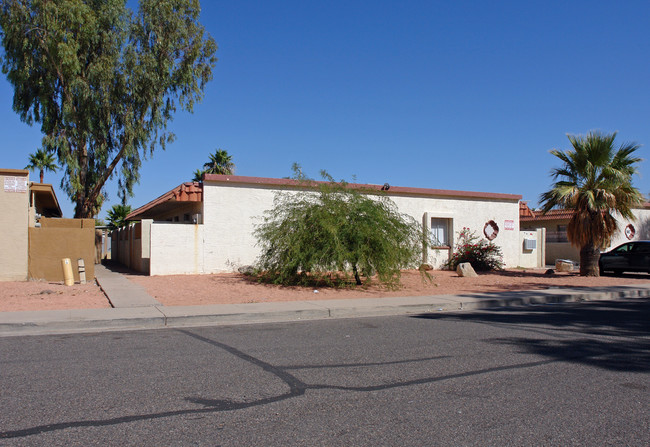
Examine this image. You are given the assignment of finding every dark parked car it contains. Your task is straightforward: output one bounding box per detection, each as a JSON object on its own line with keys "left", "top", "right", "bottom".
{"left": 599, "top": 241, "right": 650, "bottom": 275}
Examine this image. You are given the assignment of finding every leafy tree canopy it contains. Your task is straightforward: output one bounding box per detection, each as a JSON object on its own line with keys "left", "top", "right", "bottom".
{"left": 107, "top": 203, "right": 132, "bottom": 231}
{"left": 25, "top": 148, "right": 58, "bottom": 183}
{"left": 0, "top": 0, "right": 217, "bottom": 217}
{"left": 254, "top": 167, "right": 428, "bottom": 288}
{"left": 539, "top": 131, "right": 644, "bottom": 276}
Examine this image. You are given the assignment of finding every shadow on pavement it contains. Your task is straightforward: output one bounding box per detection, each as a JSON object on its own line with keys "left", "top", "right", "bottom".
{"left": 100, "top": 259, "right": 147, "bottom": 276}
{"left": 411, "top": 298, "right": 650, "bottom": 373}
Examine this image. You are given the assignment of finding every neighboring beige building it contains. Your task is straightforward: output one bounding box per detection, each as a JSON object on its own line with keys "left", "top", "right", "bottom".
{"left": 520, "top": 202, "right": 650, "bottom": 264}
{"left": 1, "top": 169, "right": 30, "bottom": 280}
{"left": 0, "top": 169, "right": 62, "bottom": 281}
{"left": 115, "top": 174, "right": 544, "bottom": 275}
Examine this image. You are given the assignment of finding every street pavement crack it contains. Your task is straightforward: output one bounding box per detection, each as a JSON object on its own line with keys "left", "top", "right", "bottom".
{"left": 0, "top": 330, "right": 596, "bottom": 440}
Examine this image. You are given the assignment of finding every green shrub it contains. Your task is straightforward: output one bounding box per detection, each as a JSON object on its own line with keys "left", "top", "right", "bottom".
{"left": 445, "top": 227, "right": 503, "bottom": 271}
{"left": 254, "top": 171, "right": 428, "bottom": 288}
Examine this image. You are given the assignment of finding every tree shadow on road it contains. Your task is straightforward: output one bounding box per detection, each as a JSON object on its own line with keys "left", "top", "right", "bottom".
{"left": 411, "top": 298, "right": 650, "bottom": 373}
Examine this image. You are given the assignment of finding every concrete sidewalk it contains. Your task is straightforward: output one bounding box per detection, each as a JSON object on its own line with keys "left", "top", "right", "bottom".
{"left": 95, "top": 265, "right": 161, "bottom": 308}
{"left": 1, "top": 266, "right": 650, "bottom": 336}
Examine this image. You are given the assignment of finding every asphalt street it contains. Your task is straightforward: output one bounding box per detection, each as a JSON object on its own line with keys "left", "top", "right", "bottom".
{"left": 1, "top": 298, "right": 648, "bottom": 446}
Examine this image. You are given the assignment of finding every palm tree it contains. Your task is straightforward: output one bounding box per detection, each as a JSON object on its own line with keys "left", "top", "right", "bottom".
{"left": 107, "top": 204, "right": 133, "bottom": 231}
{"left": 203, "top": 149, "right": 235, "bottom": 175}
{"left": 539, "top": 131, "right": 644, "bottom": 276}
{"left": 25, "top": 149, "right": 58, "bottom": 183}
{"left": 192, "top": 169, "right": 206, "bottom": 182}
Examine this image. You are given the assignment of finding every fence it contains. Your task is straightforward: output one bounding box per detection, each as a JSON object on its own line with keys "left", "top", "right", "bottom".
{"left": 111, "top": 220, "right": 204, "bottom": 275}
{"left": 28, "top": 218, "right": 95, "bottom": 281}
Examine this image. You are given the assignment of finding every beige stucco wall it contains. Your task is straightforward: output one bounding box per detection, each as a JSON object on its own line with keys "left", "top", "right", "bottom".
{"left": 0, "top": 170, "right": 29, "bottom": 281}
{"left": 202, "top": 181, "right": 522, "bottom": 272}
{"left": 518, "top": 229, "right": 545, "bottom": 268}
{"left": 546, "top": 243, "right": 580, "bottom": 264}
{"left": 28, "top": 218, "right": 95, "bottom": 281}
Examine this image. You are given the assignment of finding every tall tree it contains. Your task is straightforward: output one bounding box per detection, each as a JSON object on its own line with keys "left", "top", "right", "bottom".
{"left": 539, "top": 131, "right": 644, "bottom": 276}
{"left": 24, "top": 149, "right": 58, "bottom": 183}
{"left": 0, "top": 0, "right": 217, "bottom": 217}
{"left": 203, "top": 149, "right": 235, "bottom": 175}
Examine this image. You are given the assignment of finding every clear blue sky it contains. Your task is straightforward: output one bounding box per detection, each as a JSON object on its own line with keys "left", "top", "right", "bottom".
{"left": 2, "top": 0, "right": 649, "bottom": 219}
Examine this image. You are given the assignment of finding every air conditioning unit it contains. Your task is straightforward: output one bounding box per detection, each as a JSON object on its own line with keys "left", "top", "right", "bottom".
{"left": 523, "top": 239, "right": 537, "bottom": 250}
{"left": 192, "top": 213, "right": 202, "bottom": 224}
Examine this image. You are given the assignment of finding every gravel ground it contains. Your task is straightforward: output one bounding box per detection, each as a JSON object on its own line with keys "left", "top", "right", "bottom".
{"left": 2, "top": 268, "right": 648, "bottom": 312}
{"left": 126, "top": 268, "right": 650, "bottom": 306}
{"left": 0, "top": 279, "right": 110, "bottom": 312}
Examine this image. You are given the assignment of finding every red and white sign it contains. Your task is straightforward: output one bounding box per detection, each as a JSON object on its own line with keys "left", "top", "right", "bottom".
{"left": 504, "top": 220, "right": 515, "bottom": 231}
{"left": 4, "top": 176, "right": 27, "bottom": 193}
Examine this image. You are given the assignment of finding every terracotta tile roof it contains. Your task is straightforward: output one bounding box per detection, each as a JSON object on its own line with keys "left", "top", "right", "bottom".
{"left": 522, "top": 210, "right": 574, "bottom": 220}
{"left": 203, "top": 174, "right": 523, "bottom": 201}
{"left": 519, "top": 202, "right": 534, "bottom": 219}
{"left": 520, "top": 202, "right": 650, "bottom": 222}
{"left": 127, "top": 182, "right": 202, "bottom": 220}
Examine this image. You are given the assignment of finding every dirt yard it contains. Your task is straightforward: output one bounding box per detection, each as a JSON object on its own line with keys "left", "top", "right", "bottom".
{"left": 1, "top": 268, "right": 648, "bottom": 312}
{"left": 128, "top": 269, "right": 650, "bottom": 306}
{"left": 0, "top": 280, "right": 110, "bottom": 312}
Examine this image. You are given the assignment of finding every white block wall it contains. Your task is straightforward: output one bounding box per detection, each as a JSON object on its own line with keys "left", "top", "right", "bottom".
{"left": 390, "top": 195, "right": 521, "bottom": 268}
{"left": 202, "top": 181, "right": 522, "bottom": 272}
{"left": 607, "top": 208, "right": 650, "bottom": 249}
{"left": 149, "top": 223, "right": 205, "bottom": 275}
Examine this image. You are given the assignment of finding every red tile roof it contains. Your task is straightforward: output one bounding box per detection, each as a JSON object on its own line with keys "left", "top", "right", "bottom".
{"left": 519, "top": 202, "right": 534, "bottom": 218}
{"left": 127, "top": 182, "right": 202, "bottom": 220}
{"left": 520, "top": 209, "right": 575, "bottom": 222}
{"left": 520, "top": 202, "right": 650, "bottom": 222}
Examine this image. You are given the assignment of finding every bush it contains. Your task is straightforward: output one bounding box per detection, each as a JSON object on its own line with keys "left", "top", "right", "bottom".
{"left": 445, "top": 227, "right": 503, "bottom": 271}
{"left": 254, "top": 171, "right": 428, "bottom": 288}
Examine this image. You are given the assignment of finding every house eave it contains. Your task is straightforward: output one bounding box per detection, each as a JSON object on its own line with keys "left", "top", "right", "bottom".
{"left": 203, "top": 174, "right": 522, "bottom": 201}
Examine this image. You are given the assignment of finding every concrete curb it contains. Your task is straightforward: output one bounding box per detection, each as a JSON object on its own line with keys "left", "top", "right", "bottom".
{"left": 0, "top": 307, "right": 167, "bottom": 336}
{"left": 1, "top": 283, "right": 649, "bottom": 337}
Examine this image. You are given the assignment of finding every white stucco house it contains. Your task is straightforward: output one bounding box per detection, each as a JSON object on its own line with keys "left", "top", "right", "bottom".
{"left": 113, "top": 174, "right": 543, "bottom": 275}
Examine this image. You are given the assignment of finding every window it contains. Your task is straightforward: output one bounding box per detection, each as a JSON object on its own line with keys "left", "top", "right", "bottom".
{"left": 631, "top": 242, "right": 650, "bottom": 254}
{"left": 430, "top": 218, "right": 450, "bottom": 247}
{"left": 614, "top": 243, "right": 632, "bottom": 253}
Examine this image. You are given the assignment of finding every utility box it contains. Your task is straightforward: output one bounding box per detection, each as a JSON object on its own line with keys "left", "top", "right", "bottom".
{"left": 523, "top": 239, "right": 537, "bottom": 250}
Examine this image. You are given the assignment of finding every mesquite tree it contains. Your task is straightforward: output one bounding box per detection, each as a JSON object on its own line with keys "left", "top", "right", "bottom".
{"left": 255, "top": 171, "right": 428, "bottom": 288}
